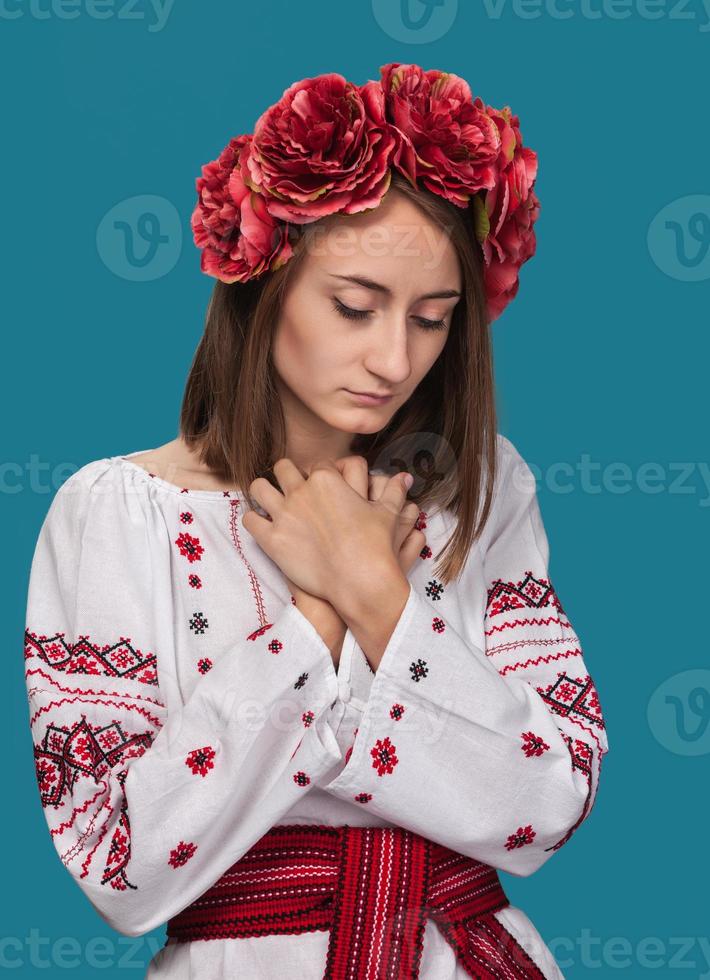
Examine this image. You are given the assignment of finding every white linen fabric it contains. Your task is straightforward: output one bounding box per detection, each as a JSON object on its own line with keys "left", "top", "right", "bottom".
{"left": 24, "top": 434, "right": 609, "bottom": 978}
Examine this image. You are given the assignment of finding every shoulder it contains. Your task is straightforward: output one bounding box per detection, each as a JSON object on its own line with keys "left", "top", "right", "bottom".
{"left": 494, "top": 433, "right": 538, "bottom": 502}
{"left": 42, "top": 455, "right": 151, "bottom": 537}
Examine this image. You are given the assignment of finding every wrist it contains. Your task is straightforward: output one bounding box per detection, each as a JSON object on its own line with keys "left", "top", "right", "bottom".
{"left": 294, "top": 594, "right": 346, "bottom": 653}
{"left": 331, "top": 558, "right": 409, "bottom": 627}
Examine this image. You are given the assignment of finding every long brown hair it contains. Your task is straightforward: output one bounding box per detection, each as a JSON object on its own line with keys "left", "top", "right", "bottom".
{"left": 179, "top": 170, "right": 498, "bottom": 585}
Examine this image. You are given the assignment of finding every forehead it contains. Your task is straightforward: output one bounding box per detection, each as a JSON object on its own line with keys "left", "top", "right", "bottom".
{"left": 302, "top": 192, "right": 461, "bottom": 293}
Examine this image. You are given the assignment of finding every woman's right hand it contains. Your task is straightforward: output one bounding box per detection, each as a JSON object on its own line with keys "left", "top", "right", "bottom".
{"left": 285, "top": 456, "right": 425, "bottom": 665}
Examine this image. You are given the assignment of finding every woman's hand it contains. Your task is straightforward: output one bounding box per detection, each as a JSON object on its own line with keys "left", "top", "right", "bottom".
{"left": 277, "top": 458, "right": 425, "bottom": 666}
{"left": 242, "top": 456, "right": 425, "bottom": 618}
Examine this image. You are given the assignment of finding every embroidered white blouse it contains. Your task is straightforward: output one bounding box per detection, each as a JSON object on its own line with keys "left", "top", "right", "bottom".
{"left": 23, "top": 435, "right": 609, "bottom": 979}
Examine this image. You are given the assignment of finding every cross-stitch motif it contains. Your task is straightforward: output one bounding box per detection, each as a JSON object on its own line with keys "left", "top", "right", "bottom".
{"left": 486, "top": 570, "right": 564, "bottom": 618}
{"left": 168, "top": 841, "right": 197, "bottom": 868}
{"left": 188, "top": 612, "right": 209, "bottom": 635}
{"left": 185, "top": 746, "right": 216, "bottom": 777}
{"left": 33, "top": 716, "right": 155, "bottom": 809}
{"left": 174, "top": 532, "right": 204, "bottom": 564}
{"left": 294, "top": 672, "right": 308, "bottom": 689}
{"left": 424, "top": 579, "right": 445, "bottom": 601}
{"left": 409, "top": 658, "right": 429, "bottom": 682}
{"left": 536, "top": 671, "right": 605, "bottom": 736}
{"left": 196, "top": 657, "right": 212, "bottom": 674}
{"left": 390, "top": 703, "right": 405, "bottom": 721}
{"left": 370, "top": 736, "right": 399, "bottom": 776}
{"left": 188, "top": 574, "right": 202, "bottom": 589}
{"left": 101, "top": 769, "right": 136, "bottom": 891}
{"left": 25, "top": 631, "right": 158, "bottom": 687}
{"left": 179, "top": 512, "right": 194, "bottom": 525}
{"left": 504, "top": 824, "right": 536, "bottom": 850}
{"left": 292, "top": 771, "right": 311, "bottom": 787}
{"left": 520, "top": 731, "right": 551, "bottom": 758}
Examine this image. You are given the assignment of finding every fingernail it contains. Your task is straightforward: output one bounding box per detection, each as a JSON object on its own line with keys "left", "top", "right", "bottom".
{"left": 402, "top": 472, "right": 414, "bottom": 490}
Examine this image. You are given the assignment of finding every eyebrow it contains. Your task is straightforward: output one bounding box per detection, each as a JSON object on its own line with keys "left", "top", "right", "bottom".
{"left": 327, "top": 273, "right": 461, "bottom": 301}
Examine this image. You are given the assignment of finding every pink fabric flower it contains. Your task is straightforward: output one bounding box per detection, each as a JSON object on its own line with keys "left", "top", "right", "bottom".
{"left": 191, "top": 134, "right": 293, "bottom": 282}
{"left": 379, "top": 62, "right": 501, "bottom": 207}
{"left": 246, "top": 73, "right": 396, "bottom": 222}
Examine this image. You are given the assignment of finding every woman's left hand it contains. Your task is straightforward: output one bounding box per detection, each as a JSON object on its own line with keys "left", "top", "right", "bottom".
{"left": 241, "top": 457, "right": 412, "bottom": 616}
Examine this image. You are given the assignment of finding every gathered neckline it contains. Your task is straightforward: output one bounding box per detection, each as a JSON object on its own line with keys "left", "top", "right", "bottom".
{"left": 112, "top": 450, "right": 245, "bottom": 500}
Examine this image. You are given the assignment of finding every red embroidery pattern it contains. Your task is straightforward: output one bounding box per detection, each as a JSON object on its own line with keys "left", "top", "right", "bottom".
{"left": 197, "top": 657, "right": 212, "bottom": 674}
{"left": 354, "top": 793, "right": 372, "bottom": 803}
{"left": 370, "top": 736, "right": 398, "bottom": 776}
{"left": 420, "top": 544, "right": 432, "bottom": 559}
{"left": 520, "top": 730, "right": 550, "bottom": 757}
{"left": 228, "top": 499, "right": 271, "bottom": 632}
{"left": 33, "top": 716, "right": 154, "bottom": 809}
{"left": 504, "top": 824, "right": 536, "bottom": 850}
{"left": 432, "top": 616, "right": 445, "bottom": 634}
{"left": 101, "top": 769, "right": 136, "bottom": 891}
{"left": 486, "top": 570, "right": 563, "bottom": 617}
{"left": 169, "top": 841, "right": 197, "bottom": 868}
{"left": 302, "top": 710, "right": 315, "bottom": 727}
{"left": 390, "top": 703, "right": 405, "bottom": 721}
{"left": 267, "top": 638, "right": 284, "bottom": 654}
{"left": 414, "top": 510, "right": 427, "bottom": 531}
{"left": 188, "top": 574, "right": 202, "bottom": 589}
{"left": 545, "top": 734, "right": 597, "bottom": 853}
{"left": 25, "top": 631, "right": 158, "bottom": 686}
{"left": 293, "top": 771, "right": 311, "bottom": 787}
{"left": 536, "top": 671, "right": 605, "bottom": 738}
{"left": 185, "top": 746, "right": 216, "bottom": 777}
{"left": 174, "top": 532, "right": 204, "bottom": 564}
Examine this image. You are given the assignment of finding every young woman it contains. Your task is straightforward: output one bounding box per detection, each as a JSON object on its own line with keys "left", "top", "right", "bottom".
{"left": 24, "top": 63, "right": 609, "bottom": 978}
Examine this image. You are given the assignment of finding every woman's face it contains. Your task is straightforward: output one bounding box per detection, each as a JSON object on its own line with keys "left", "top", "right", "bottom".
{"left": 271, "top": 189, "right": 462, "bottom": 455}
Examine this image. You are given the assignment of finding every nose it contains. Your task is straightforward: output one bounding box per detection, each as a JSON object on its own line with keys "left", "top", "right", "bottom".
{"left": 362, "top": 317, "right": 413, "bottom": 387}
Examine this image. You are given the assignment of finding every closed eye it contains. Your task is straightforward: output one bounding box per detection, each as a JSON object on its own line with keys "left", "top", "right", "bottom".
{"left": 332, "top": 297, "right": 448, "bottom": 332}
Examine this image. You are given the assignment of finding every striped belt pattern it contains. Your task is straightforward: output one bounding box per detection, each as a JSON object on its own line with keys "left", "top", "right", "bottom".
{"left": 166, "top": 823, "right": 546, "bottom": 979}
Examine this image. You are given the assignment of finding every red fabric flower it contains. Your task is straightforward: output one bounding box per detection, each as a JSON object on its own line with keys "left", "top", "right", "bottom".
{"left": 191, "top": 63, "right": 542, "bottom": 322}
{"left": 379, "top": 62, "right": 501, "bottom": 207}
{"left": 474, "top": 106, "right": 540, "bottom": 321}
{"left": 191, "top": 134, "right": 293, "bottom": 283}
{"left": 247, "top": 73, "right": 396, "bottom": 222}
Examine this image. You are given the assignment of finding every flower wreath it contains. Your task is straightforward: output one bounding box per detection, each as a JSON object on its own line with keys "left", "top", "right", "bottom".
{"left": 190, "top": 62, "right": 540, "bottom": 323}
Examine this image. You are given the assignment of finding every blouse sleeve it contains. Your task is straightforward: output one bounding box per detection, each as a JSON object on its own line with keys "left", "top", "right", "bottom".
{"left": 318, "top": 437, "right": 610, "bottom": 877}
{"left": 23, "top": 462, "right": 342, "bottom": 937}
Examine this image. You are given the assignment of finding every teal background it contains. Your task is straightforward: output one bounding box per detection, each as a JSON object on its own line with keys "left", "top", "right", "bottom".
{"left": 5, "top": 0, "right": 709, "bottom": 975}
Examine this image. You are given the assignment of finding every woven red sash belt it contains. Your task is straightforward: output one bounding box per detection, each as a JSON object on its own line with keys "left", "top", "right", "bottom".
{"left": 165, "top": 824, "right": 547, "bottom": 979}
